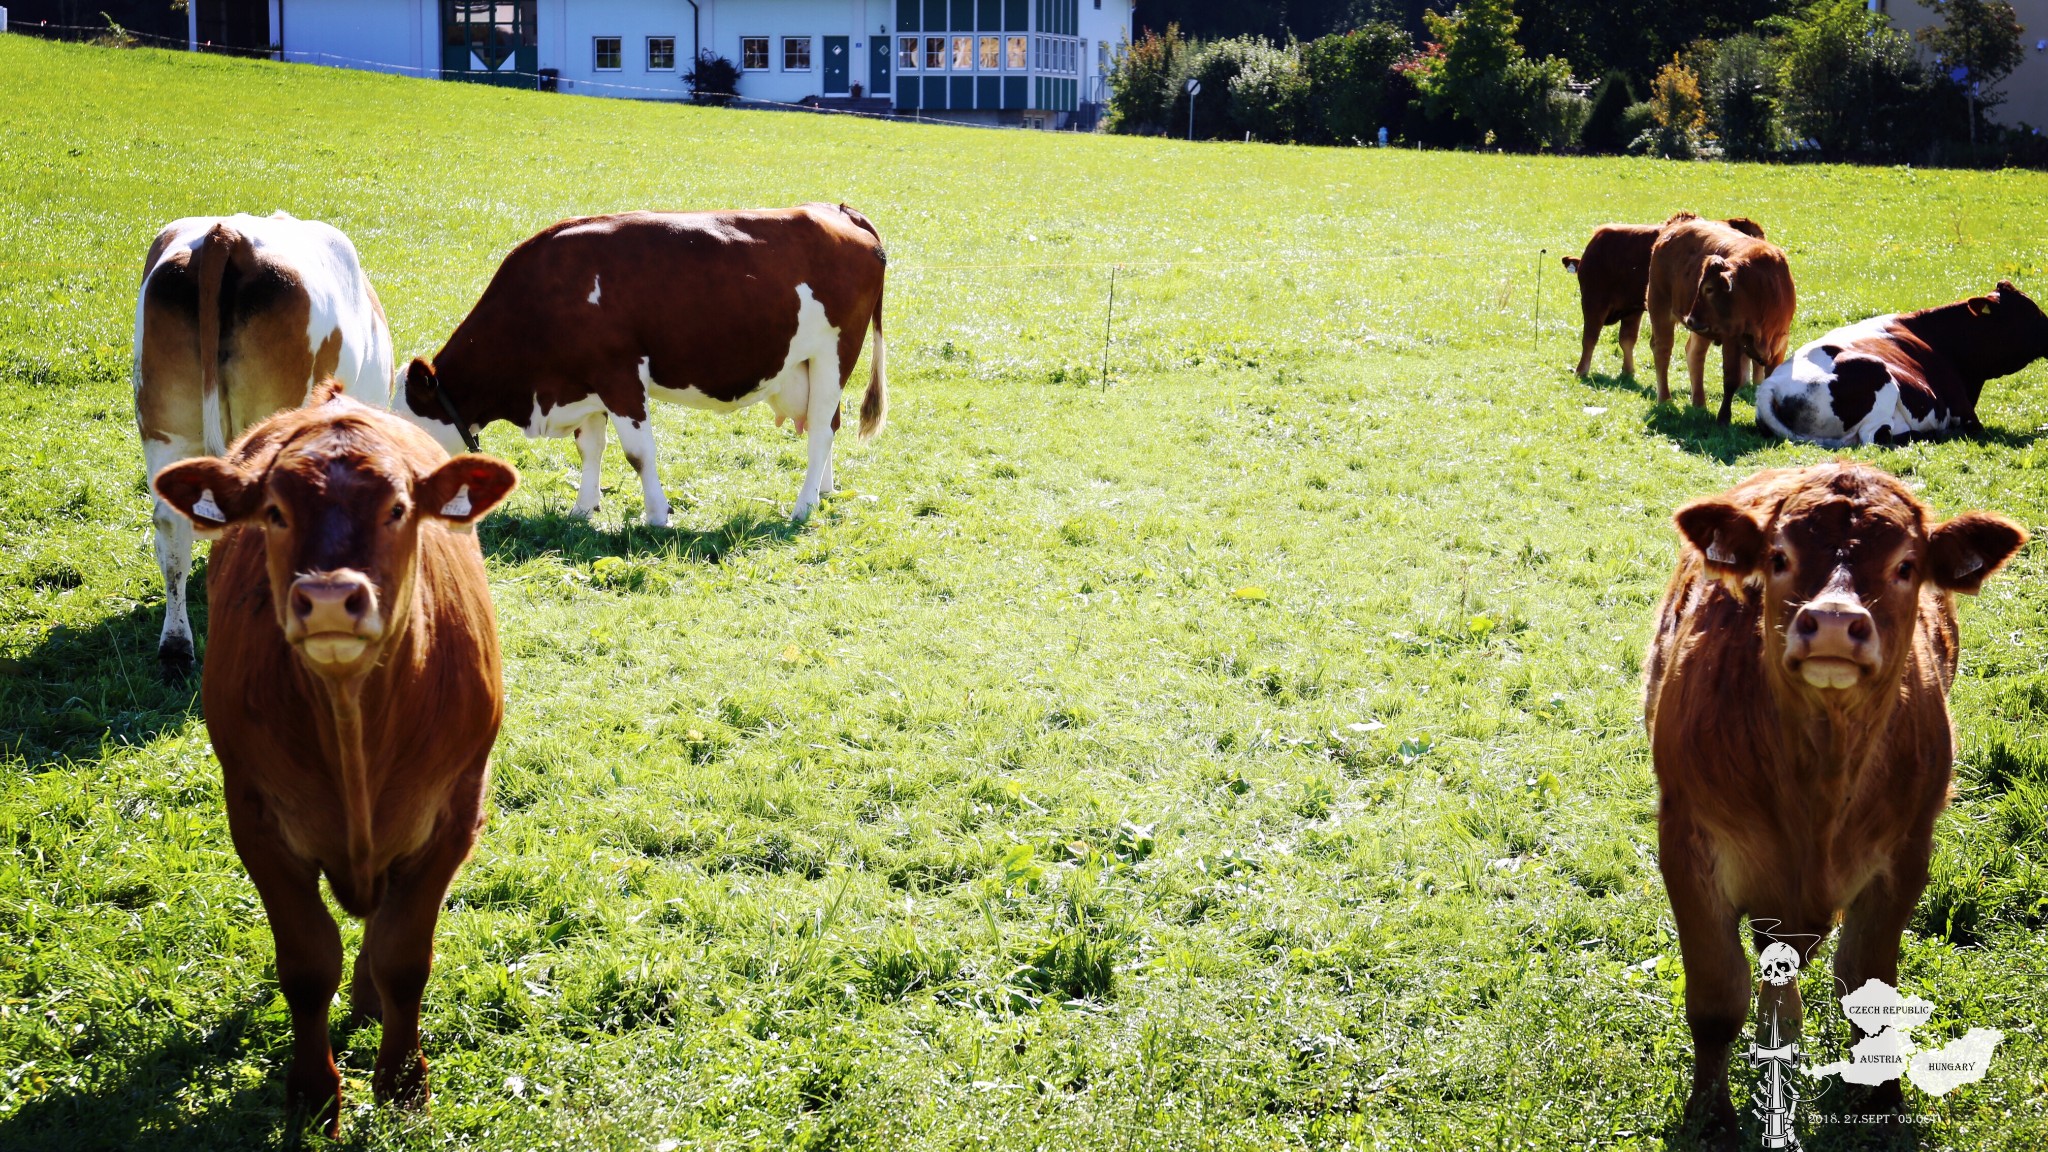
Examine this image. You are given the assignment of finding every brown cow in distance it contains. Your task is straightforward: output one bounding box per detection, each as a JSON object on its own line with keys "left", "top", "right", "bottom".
{"left": 153, "top": 385, "right": 519, "bottom": 1137}
{"left": 396, "top": 203, "right": 886, "bottom": 524}
{"left": 1645, "top": 461, "right": 2025, "bottom": 1146}
{"left": 1564, "top": 217, "right": 1764, "bottom": 378}
{"left": 1647, "top": 212, "right": 1796, "bottom": 423}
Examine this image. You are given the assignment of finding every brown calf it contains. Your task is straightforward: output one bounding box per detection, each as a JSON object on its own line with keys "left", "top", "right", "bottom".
{"left": 1645, "top": 462, "right": 2025, "bottom": 1145}
{"left": 1564, "top": 218, "right": 1763, "bottom": 378}
{"left": 1646, "top": 212, "right": 1796, "bottom": 423}
{"left": 153, "top": 386, "right": 519, "bottom": 1137}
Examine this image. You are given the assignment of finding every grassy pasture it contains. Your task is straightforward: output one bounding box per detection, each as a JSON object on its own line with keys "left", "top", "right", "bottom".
{"left": 3, "top": 33, "right": 2048, "bottom": 1150}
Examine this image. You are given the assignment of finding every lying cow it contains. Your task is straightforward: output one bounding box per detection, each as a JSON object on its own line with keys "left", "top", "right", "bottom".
{"left": 153, "top": 386, "right": 518, "bottom": 1137}
{"left": 1645, "top": 461, "right": 2025, "bottom": 1144}
{"left": 1757, "top": 280, "right": 2048, "bottom": 446}
{"left": 134, "top": 212, "right": 393, "bottom": 675}
{"left": 1564, "top": 217, "right": 1763, "bottom": 378}
{"left": 396, "top": 203, "right": 887, "bottom": 524}
{"left": 1646, "top": 212, "right": 1796, "bottom": 424}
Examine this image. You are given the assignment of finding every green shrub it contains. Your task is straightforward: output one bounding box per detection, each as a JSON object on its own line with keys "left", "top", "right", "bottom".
{"left": 1298, "top": 21, "right": 1414, "bottom": 145}
{"left": 1772, "top": 0, "right": 1950, "bottom": 160}
{"left": 1578, "top": 71, "right": 1638, "bottom": 154}
{"left": 1228, "top": 38, "right": 1311, "bottom": 142}
{"left": 1707, "top": 34, "right": 1779, "bottom": 160}
{"left": 1107, "top": 23, "right": 1191, "bottom": 134}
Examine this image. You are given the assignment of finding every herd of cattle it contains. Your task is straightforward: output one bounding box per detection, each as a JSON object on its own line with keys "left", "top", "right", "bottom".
{"left": 121, "top": 205, "right": 2035, "bottom": 1143}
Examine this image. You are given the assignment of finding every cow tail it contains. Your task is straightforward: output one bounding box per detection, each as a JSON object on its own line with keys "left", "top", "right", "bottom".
{"left": 193, "top": 223, "right": 249, "bottom": 456}
{"left": 860, "top": 277, "right": 888, "bottom": 441}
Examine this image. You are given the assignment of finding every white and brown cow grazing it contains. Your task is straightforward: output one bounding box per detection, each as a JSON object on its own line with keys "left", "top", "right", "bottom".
{"left": 395, "top": 203, "right": 887, "bottom": 524}
{"left": 153, "top": 385, "right": 518, "bottom": 1138}
{"left": 1645, "top": 461, "right": 2025, "bottom": 1146}
{"left": 1757, "top": 281, "right": 2048, "bottom": 446}
{"left": 134, "top": 212, "right": 393, "bottom": 675}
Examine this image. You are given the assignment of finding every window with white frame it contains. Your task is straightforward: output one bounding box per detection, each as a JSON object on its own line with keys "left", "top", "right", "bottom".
{"left": 899, "top": 36, "right": 918, "bottom": 69}
{"left": 979, "top": 36, "right": 1000, "bottom": 69}
{"left": 647, "top": 36, "right": 675, "bottom": 70}
{"left": 951, "top": 35, "right": 971, "bottom": 70}
{"left": 594, "top": 36, "right": 622, "bottom": 70}
{"left": 924, "top": 36, "right": 944, "bottom": 69}
{"left": 783, "top": 36, "right": 812, "bottom": 70}
{"left": 741, "top": 36, "right": 769, "bottom": 70}
{"left": 1007, "top": 35, "right": 1026, "bottom": 69}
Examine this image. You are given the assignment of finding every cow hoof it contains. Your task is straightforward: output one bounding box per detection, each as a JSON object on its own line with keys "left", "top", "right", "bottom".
{"left": 286, "top": 1061, "right": 344, "bottom": 1139}
{"left": 373, "top": 1054, "right": 430, "bottom": 1109}
{"left": 1680, "top": 1091, "right": 1740, "bottom": 1151}
{"left": 568, "top": 505, "right": 599, "bottom": 520}
{"left": 158, "top": 637, "right": 195, "bottom": 681}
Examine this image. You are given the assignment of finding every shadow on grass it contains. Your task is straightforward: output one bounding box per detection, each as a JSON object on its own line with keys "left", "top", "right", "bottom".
{"left": 0, "top": 994, "right": 293, "bottom": 1152}
{"left": 0, "top": 596, "right": 204, "bottom": 769}
{"left": 1576, "top": 370, "right": 1655, "bottom": 399}
{"left": 1645, "top": 400, "right": 1777, "bottom": 463}
{"left": 480, "top": 506, "right": 805, "bottom": 566}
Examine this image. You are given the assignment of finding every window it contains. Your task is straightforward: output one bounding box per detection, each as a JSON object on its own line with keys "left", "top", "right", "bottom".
{"left": 593, "top": 36, "right": 621, "bottom": 70}
{"left": 1007, "top": 35, "right": 1026, "bottom": 69}
{"left": 924, "top": 36, "right": 945, "bottom": 69}
{"left": 952, "top": 36, "right": 972, "bottom": 70}
{"left": 444, "top": 2, "right": 537, "bottom": 72}
{"left": 899, "top": 36, "right": 918, "bottom": 70}
{"left": 783, "top": 36, "right": 812, "bottom": 70}
{"left": 979, "top": 36, "right": 1000, "bottom": 70}
{"left": 647, "top": 36, "right": 675, "bottom": 70}
{"left": 741, "top": 36, "right": 769, "bottom": 70}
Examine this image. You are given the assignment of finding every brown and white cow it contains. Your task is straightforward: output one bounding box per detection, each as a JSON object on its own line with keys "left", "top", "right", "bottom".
{"left": 1757, "top": 281, "right": 2048, "bottom": 446}
{"left": 153, "top": 386, "right": 518, "bottom": 1137}
{"left": 1646, "top": 212, "right": 1796, "bottom": 424}
{"left": 1564, "top": 217, "right": 1764, "bottom": 378}
{"left": 135, "top": 212, "right": 393, "bottom": 675}
{"left": 1645, "top": 462, "right": 2025, "bottom": 1145}
{"left": 395, "top": 203, "right": 887, "bottom": 524}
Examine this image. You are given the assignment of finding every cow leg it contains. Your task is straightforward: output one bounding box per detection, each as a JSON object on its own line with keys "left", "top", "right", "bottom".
{"left": 1685, "top": 332, "right": 1711, "bottom": 410}
{"left": 610, "top": 412, "right": 670, "bottom": 528}
{"left": 1617, "top": 313, "right": 1642, "bottom": 379}
{"left": 144, "top": 438, "right": 198, "bottom": 677}
{"left": 569, "top": 414, "right": 606, "bottom": 518}
{"left": 1717, "top": 341, "right": 1745, "bottom": 425}
{"left": 1835, "top": 848, "right": 1931, "bottom": 1111}
{"left": 1576, "top": 313, "right": 1600, "bottom": 377}
{"left": 225, "top": 790, "right": 344, "bottom": 1137}
{"left": 793, "top": 359, "right": 842, "bottom": 521}
{"left": 1649, "top": 311, "right": 1676, "bottom": 403}
{"left": 1661, "top": 819, "right": 1745, "bottom": 1146}
{"left": 1750, "top": 356, "right": 1767, "bottom": 388}
{"left": 359, "top": 769, "right": 482, "bottom": 1111}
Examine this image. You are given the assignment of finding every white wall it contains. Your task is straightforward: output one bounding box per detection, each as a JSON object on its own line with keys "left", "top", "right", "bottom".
{"left": 280, "top": 0, "right": 434, "bottom": 78}
{"left": 699, "top": 0, "right": 866, "bottom": 105}
{"left": 1077, "top": 0, "right": 1128, "bottom": 103}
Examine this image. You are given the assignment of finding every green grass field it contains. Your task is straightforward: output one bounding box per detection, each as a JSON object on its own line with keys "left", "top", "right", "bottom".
{"left": 3, "top": 33, "right": 2047, "bottom": 1151}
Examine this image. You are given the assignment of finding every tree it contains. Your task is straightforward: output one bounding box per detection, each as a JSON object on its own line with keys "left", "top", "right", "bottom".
{"left": 1917, "top": 0, "right": 2025, "bottom": 145}
{"left": 1769, "top": 0, "right": 1958, "bottom": 161}
{"left": 1707, "top": 34, "right": 1779, "bottom": 160}
{"left": 1579, "top": 71, "right": 1638, "bottom": 153}
{"left": 684, "top": 52, "right": 740, "bottom": 106}
{"left": 1108, "top": 24, "right": 1191, "bottom": 134}
{"left": 1299, "top": 21, "right": 1415, "bottom": 144}
{"left": 1416, "top": 0, "right": 1582, "bottom": 149}
{"left": 1228, "top": 39, "right": 1312, "bottom": 141}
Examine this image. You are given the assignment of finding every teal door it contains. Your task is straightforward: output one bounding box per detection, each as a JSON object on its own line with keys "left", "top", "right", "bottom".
{"left": 870, "top": 37, "right": 891, "bottom": 96}
{"left": 442, "top": 1, "right": 539, "bottom": 86}
{"left": 823, "top": 36, "right": 851, "bottom": 94}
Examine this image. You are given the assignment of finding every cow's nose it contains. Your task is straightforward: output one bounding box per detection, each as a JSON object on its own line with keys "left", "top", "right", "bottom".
{"left": 290, "top": 575, "right": 375, "bottom": 636}
{"left": 1794, "top": 604, "right": 1872, "bottom": 645}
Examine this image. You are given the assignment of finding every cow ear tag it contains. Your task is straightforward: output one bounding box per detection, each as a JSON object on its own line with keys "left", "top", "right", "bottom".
{"left": 1706, "top": 534, "right": 1738, "bottom": 566}
{"left": 193, "top": 488, "right": 226, "bottom": 524}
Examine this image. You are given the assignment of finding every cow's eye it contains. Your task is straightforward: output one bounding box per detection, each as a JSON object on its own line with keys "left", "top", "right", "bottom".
{"left": 1769, "top": 550, "right": 1790, "bottom": 574}
{"left": 264, "top": 506, "right": 286, "bottom": 528}
{"left": 1896, "top": 559, "right": 1916, "bottom": 582}
{"left": 388, "top": 502, "right": 408, "bottom": 524}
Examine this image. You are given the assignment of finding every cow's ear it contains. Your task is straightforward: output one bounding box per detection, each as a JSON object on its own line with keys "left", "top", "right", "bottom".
{"left": 417, "top": 454, "right": 519, "bottom": 533}
{"left": 1928, "top": 512, "right": 2027, "bottom": 594}
{"left": 402, "top": 358, "right": 438, "bottom": 414}
{"left": 1997, "top": 279, "right": 2018, "bottom": 295}
{"left": 1561, "top": 256, "right": 1579, "bottom": 272}
{"left": 1966, "top": 295, "right": 1998, "bottom": 318}
{"left": 155, "top": 458, "right": 262, "bottom": 532}
{"left": 1675, "top": 498, "right": 1765, "bottom": 588}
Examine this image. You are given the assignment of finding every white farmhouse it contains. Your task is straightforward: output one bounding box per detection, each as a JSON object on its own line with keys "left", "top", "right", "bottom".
{"left": 262, "top": 1, "right": 1130, "bottom": 127}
